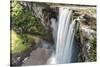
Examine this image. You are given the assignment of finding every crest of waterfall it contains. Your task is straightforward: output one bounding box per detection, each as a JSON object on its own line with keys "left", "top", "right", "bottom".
{"left": 56, "top": 8, "right": 77, "bottom": 64}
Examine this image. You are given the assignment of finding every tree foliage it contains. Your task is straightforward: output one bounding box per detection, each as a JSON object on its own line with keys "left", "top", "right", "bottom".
{"left": 11, "top": 0, "right": 48, "bottom": 35}
{"left": 11, "top": 30, "right": 30, "bottom": 54}
{"left": 10, "top": 0, "right": 50, "bottom": 54}
{"left": 89, "top": 36, "right": 96, "bottom": 61}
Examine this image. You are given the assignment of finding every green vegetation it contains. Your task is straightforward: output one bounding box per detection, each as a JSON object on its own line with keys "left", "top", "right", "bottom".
{"left": 11, "top": 30, "right": 30, "bottom": 54}
{"left": 11, "top": 1, "right": 48, "bottom": 35}
{"left": 89, "top": 36, "right": 96, "bottom": 61}
{"left": 10, "top": 0, "right": 49, "bottom": 54}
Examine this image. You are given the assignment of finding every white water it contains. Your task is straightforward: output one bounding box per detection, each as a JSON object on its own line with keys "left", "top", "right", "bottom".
{"left": 56, "top": 8, "right": 77, "bottom": 64}
{"left": 51, "top": 18, "right": 58, "bottom": 43}
{"left": 47, "top": 18, "right": 58, "bottom": 64}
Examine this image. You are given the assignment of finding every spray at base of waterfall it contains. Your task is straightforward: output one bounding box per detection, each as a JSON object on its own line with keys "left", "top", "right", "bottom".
{"left": 47, "top": 52, "right": 56, "bottom": 64}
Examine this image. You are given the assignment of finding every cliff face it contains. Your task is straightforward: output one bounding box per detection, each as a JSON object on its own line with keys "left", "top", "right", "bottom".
{"left": 78, "top": 13, "right": 96, "bottom": 62}
{"left": 19, "top": 1, "right": 58, "bottom": 30}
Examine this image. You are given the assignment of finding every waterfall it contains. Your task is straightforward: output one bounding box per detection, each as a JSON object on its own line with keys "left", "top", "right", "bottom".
{"left": 47, "top": 18, "right": 58, "bottom": 64}
{"left": 56, "top": 8, "right": 77, "bottom": 64}
{"left": 51, "top": 18, "right": 58, "bottom": 43}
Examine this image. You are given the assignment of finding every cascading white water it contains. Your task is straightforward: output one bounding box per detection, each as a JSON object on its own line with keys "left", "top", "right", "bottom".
{"left": 47, "top": 18, "right": 58, "bottom": 64}
{"left": 51, "top": 18, "right": 58, "bottom": 43}
{"left": 56, "top": 8, "right": 77, "bottom": 64}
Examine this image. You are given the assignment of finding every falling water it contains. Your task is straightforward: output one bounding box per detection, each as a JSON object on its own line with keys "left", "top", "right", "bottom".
{"left": 56, "top": 8, "right": 77, "bottom": 64}
{"left": 51, "top": 18, "right": 58, "bottom": 43}
{"left": 47, "top": 18, "right": 58, "bottom": 64}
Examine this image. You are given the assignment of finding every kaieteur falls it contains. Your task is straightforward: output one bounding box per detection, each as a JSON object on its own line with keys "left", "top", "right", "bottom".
{"left": 50, "top": 7, "right": 80, "bottom": 64}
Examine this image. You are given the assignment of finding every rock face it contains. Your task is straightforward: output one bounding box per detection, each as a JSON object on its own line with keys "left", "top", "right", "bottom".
{"left": 20, "top": 1, "right": 58, "bottom": 30}
{"left": 78, "top": 14, "right": 96, "bottom": 62}
{"left": 20, "top": 1, "right": 49, "bottom": 29}
{"left": 79, "top": 25, "right": 96, "bottom": 61}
